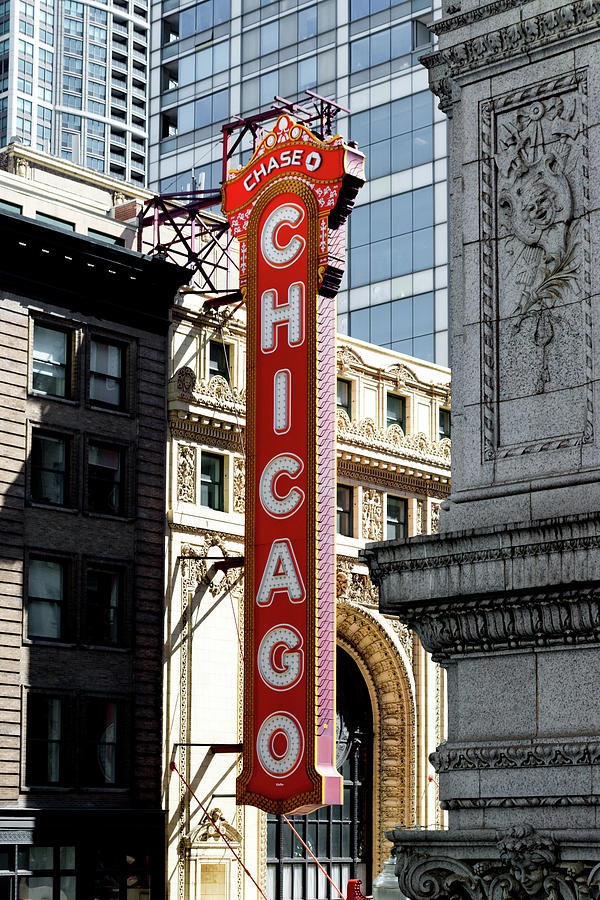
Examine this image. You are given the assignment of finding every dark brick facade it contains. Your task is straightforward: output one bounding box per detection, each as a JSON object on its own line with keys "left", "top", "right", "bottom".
{"left": 0, "top": 210, "right": 188, "bottom": 897}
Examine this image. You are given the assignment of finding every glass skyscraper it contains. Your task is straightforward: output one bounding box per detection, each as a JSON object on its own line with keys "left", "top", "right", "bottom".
{"left": 2, "top": 0, "right": 149, "bottom": 184}
{"left": 149, "top": 0, "right": 448, "bottom": 363}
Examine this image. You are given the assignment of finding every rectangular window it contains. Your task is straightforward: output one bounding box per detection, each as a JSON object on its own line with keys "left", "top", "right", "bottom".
{"left": 209, "top": 340, "right": 230, "bottom": 380}
{"left": 336, "top": 378, "right": 351, "bottom": 418}
{"left": 32, "top": 323, "right": 70, "bottom": 397}
{"left": 90, "top": 339, "right": 124, "bottom": 408}
{"left": 386, "top": 495, "right": 408, "bottom": 541}
{"left": 386, "top": 393, "right": 406, "bottom": 431}
{"left": 88, "top": 229, "right": 124, "bottom": 247}
{"left": 26, "top": 695, "right": 64, "bottom": 785}
{"left": 27, "top": 557, "right": 64, "bottom": 639}
{"left": 17, "top": 846, "right": 76, "bottom": 900}
{"left": 31, "top": 431, "right": 69, "bottom": 506}
{"left": 439, "top": 408, "right": 451, "bottom": 440}
{"left": 0, "top": 198, "right": 22, "bottom": 214}
{"left": 88, "top": 443, "right": 124, "bottom": 516}
{"left": 36, "top": 212, "right": 75, "bottom": 232}
{"left": 336, "top": 484, "right": 353, "bottom": 537}
{"left": 84, "top": 699, "right": 118, "bottom": 785}
{"left": 86, "top": 567, "right": 122, "bottom": 645}
{"left": 200, "top": 452, "right": 224, "bottom": 511}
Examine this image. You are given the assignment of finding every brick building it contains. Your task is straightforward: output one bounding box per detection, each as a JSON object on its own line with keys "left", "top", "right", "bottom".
{"left": 0, "top": 186, "right": 187, "bottom": 896}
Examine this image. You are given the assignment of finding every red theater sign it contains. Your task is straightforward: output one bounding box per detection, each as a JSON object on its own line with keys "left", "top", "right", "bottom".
{"left": 222, "top": 115, "right": 365, "bottom": 814}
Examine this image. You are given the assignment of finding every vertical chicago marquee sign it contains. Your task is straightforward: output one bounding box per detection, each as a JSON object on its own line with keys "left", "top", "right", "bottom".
{"left": 222, "top": 114, "right": 365, "bottom": 814}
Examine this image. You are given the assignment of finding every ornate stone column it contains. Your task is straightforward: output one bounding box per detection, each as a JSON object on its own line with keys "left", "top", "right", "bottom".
{"left": 364, "top": 0, "right": 600, "bottom": 888}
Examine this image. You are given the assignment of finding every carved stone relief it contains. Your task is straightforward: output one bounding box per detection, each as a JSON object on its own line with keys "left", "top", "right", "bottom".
{"left": 362, "top": 489, "right": 384, "bottom": 541}
{"left": 177, "top": 444, "right": 196, "bottom": 504}
{"left": 337, "top": 410, "right": 451, "bottom": 468}
{"left": 416, "top": 499, "right": 427, "bottom": 535}
{"left": 392, "top": 824, "right": 600, "bottom": 900}
{"left": 480, "top": 71, "right": 592, "bottom": 459}
{"left": 336, "top": 556, "right": 379, "bottom": 608}
{"left": 233, "top": 456, "right": 245, "bottom": 513}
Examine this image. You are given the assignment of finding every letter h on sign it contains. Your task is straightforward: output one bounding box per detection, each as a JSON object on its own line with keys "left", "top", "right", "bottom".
{"left": 222, "top": 114, "right": 365, "bottom": 815}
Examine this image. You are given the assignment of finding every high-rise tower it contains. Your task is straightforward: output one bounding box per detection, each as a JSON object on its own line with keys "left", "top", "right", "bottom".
{"left": 148, "top": 0, "right": 448, "bottom": 363}
{"left": 3, "top": 0, "right": 149, "bottom": 184}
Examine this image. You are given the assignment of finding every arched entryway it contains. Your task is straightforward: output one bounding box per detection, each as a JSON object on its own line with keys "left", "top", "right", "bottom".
{"left": 266, "top": 648, "right": 373, "bottom": 900}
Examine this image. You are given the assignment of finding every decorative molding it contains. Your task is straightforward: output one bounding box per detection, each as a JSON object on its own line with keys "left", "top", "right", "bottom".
{"left": 431, "top": 740, "right": 600, "bottom": 772}
{"left": 444, "top": 796, "right": 600, "bottom": 809}
{"left": 337, "top": 601, "right": 416, "bottom": 874}
{"left": 336, "top": 556, "right": 379, "bottom": 608}
{"left": 169, "top": 419, "right": 244, "bottom": 450}
{"left": 369, "top": 529, "right": 600, "bottom": 577}
{"left": 170, "top": 522, "right": 243, "bottom": 540}
{"left": 233, "top": 455, "right": 245, "bottom": 514}
{"left": 337, "top": 344, "right": 365, "bottom": 372}
{"left": 382, "top": 584, "right": 600, "bottom": 662}
{"left": 416, "top": 499, "right": 427, "bottom": 535}
{"left": 176, "top": 365, "right": 196, "bottom": 396}
{"left": 187, "top": 809, "right": 242, "bottom": 846}
{"left": 431, "top": 0, "right": 525, "bottom": 34}
{"left": 362, "top": 489, "right": 383, "bottom": 541}
{"left": 337, "top": 411, "right": 451, "bottom": 468}
{"left": 392, "top": 824, "right": 600, "bottom": 900}
{"left": 339, "top": 459, "right": 450, "bottom": 498}
{"left": 424, "top": 0, "right": 600, "bottom": 79}
{"left": 177, "top": 444, "right": 196, "bottom": 504}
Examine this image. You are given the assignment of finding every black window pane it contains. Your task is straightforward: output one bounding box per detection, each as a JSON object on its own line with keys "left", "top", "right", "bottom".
{"left": 200, "top": 452, "right": 224, "bottom": 510}
{"left": 90, "top": 339, "right": 124, "bottom": 407}
{"left": 85, "top": 700, "right": 118, "bottom": 786}
{"left": 88, "top": 444, "right": 123, "bottom": 515}
{"left": 28, "top": 558, "right": 63, "bottom": 639}
{"left": 386, "top": 394, "right": 406, "bottom": 430}
{"left": 336, "top": 379, "right": 351, "bottom": 417}
{"left": 336, "top": 484, "right": 353, "bottom": 537}
{"left": 387, "top": 495, "right": 407, "bottom": 540}
{"left": 439, "top": 408, "right": 451, "bottom": 440}
{"left": 32, "top": 325, "right": 69, "bottom": 397}
{"left": 31, "top": 432, "right": 67, "bottom": 505}
{"left": 209, "top": 340, "right": 230, "bottom": 379}
{"left": 86, "top": 568, "right": 121, "bottom": 645}
{"left": 26, "top": 696, "right": 63, "bottom": 785}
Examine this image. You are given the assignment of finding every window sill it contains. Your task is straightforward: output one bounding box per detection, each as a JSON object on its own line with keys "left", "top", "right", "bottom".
{"left": 27, "top": 501, "right": 79, "bottom": 514}
{"left": 85, "top": 511, "right": 134, "bottom": 522}
{"left": 30, "top": 391, "right": 79, "bottom": 406}
{"left": 80, "top": 643, "right": 130, "bottom": 653}
{"left": 23, "top": 638, "right": 77, "bottom": 648}
{"left": 87, "top": 402, "right": 133, "bottom": 417}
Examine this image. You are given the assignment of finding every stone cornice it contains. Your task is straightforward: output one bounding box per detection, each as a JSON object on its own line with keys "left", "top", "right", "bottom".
{"left": 431, "top": 739, "right": 600, "bottom": 772}
{"left": 424, "top": 0, "right": 600, "bottom": 81}
{"left": 381, "top": 583, "right": 600, "bottom": 661}
{"left": 338, "top": 460, "right": 450, "bottom": 497}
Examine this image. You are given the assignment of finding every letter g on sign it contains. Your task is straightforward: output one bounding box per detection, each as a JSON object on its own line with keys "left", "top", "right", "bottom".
{"left": 261, "top": 204, "right": 306, "bottom": 268}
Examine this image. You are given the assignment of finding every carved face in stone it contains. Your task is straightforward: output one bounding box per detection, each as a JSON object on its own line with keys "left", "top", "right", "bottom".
{"left": 501, "top": 154, "right": 572, "bottom": 260}
{"left": 513, "top": 859, "right": 548, "bottom": 896}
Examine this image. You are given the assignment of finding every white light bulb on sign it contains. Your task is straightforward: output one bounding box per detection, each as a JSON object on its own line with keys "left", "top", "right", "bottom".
{"left": 256, "top": 712, "right": 304, "bottom": 777}
{"left": 261, "top": 283, "right": 305, "bottom": 352}
{"left": 260, "top": 204, "right": 306, "bottom": 267}
{"left": 273, "top": 369, "right": 291, "bottom": 434}
{"left": 257, "top": 625, "right": 304, "bottom": 691}
{"left": 259, "top": 453, "right": 304, "bottom": 518}
{"left": 256, "top": 539, "right": 305, "bottom": 607}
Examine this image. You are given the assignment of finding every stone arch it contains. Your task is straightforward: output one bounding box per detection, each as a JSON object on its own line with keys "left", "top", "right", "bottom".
{"left": 336, "top": 600, "right": 416, "bottom": 875}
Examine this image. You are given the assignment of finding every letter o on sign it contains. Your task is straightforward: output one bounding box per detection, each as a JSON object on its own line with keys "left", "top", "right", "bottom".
{"left": 305, "top": 151, "right": 322, "bottom": 172}
{"left": 256, "top": 712, "right": 304, "bottom": 777}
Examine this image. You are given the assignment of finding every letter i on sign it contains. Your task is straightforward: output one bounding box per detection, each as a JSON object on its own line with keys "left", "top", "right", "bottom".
{"left": 222, "top": 113, "right": 365, "bottom": 814}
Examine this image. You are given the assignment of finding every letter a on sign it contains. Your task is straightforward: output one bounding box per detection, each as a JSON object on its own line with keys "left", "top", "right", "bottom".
{"left": 222, "top": 115, "right": 365, "bottom": 815}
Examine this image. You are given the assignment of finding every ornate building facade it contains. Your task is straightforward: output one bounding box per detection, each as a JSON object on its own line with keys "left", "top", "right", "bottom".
{"left": 164, "top": 292, "right": 451, "bottom": 900}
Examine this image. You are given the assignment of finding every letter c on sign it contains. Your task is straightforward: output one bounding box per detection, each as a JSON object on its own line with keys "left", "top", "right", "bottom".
{"left": 261, "top": 204, "right": 306, "bottom": 268}
{"left": 259, "top": 453, "right": 304, "bottom": 518}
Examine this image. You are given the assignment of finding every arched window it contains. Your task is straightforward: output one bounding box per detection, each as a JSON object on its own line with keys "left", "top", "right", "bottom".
{"left": 267, "top": 648, "right": 373, "bottom": 899}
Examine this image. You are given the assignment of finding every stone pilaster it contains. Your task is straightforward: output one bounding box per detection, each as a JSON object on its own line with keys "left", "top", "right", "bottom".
{"left": 365, "top": 0, "right": 600, "bottom": 888}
